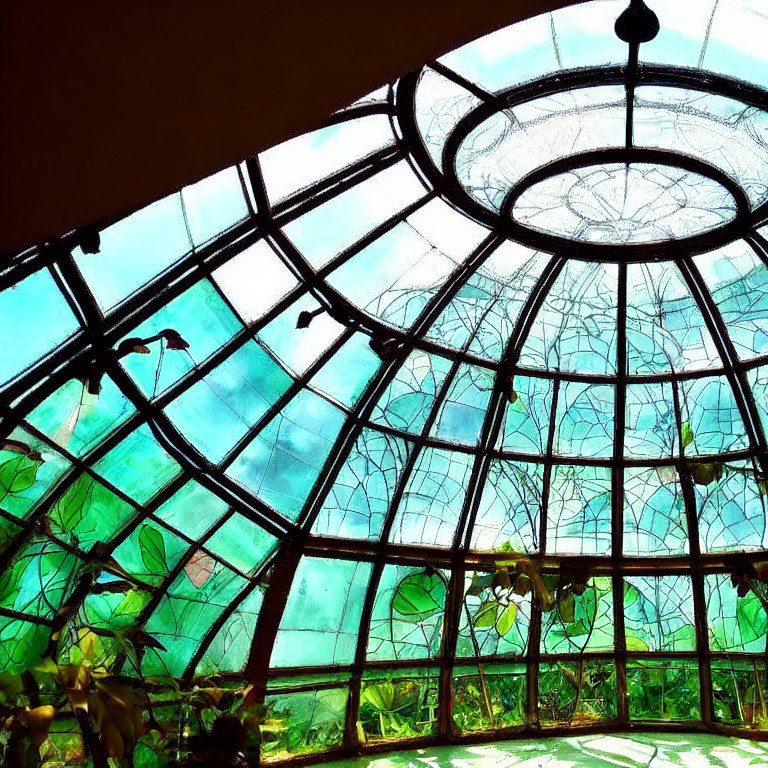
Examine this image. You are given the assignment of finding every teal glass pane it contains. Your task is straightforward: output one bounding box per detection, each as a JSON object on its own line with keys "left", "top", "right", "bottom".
{"left": 212, "top": 239, "right": 298, "bottom": 325}
{"left": 270, "top": 556, "right": 373, "bottom": 667}
{"left": 328, "top": 198, "right": 486, "bottom": 331}
{"left": 626, "top": 261, "right": 720, "bottom": 374}
{"left": 26, "top": 375, "right": 134, "bottom": 457}
{"left": 0, "top": 268, "right": 79, "bottom": 385}
{"left": 181, "top": 166, "right": 248, "bottom": 246}
{"left": 415, "top": 66, "right": 480, "bottom": 169}
{"left": 73, "top": 194, "right": 191, "bottom": 311}
{"left": 312, "top": 429, "right": 411, "bottom": 540}
{"left": 679, "top": 375, "right": 748, "bottom": 456}
{"left": 120, "top": 279, "right": 242, "bottom": 396}
{"left": 258, "top": 293, "right": 346, "bottom": 375}
{"left": 695, "top": 460, "right": 767, "bottom": 553}
{"left": 547, "top": 465, "right": 612, "bottom": 555}
{"left": 427, "top": 240, "right": 548, "bottom": 360}
{"left": 142, "top": 557, "right": 246, "bottom": 677}
{"left": 498, "top": 375, "right": 553, "bottom": 455}
{"left": 309, "top": 332, "right": 382, "bottom": 408}
{"left": 518, "top": 261, "right": 618, "bottom": 374}
{"left": 367, "top": 565, "right": 446, "bottom": 661}
{"left": 260, "top": 114, "right": 396, "bottom": 203}
{"left": 92, "top": 422, "right": 181, "bottom": 504}
{"left": 470, "top": 460, "right": 543, "bottom": 552}
{"left": 197, "top": 586, "right": 264, "bottom": 674}
{"left": 624, "top": 382, "right": 677, "bottom": 458}
{"left": 429, "top": 363, "right": 493, "bottom": 445}
{"left": 634, "top": 87, "right": 768, "bottom": 209}
{"left": 706, "top": 573, "right": 768, "bottom": 653}
{"left": 389, "top": 447, "right": 473, "bottom": 547}
{"left": 48, "top": 474, "right": 137, "bottom": 551}
{"left": 540, "top": 575, "right": 614, "bottom": 654}
{"left": 226, "top": 390, "right": 346, "bottom": 521}
{"left": 695, "top": 240, "right": 768, "bottom": 361}
{"left": 206, "top": 513, "right": 278, "bottom": 574}
{"left": 0, "top": 428, "right": 71, "bottom": 521}
{"left": 624, "top": 576, "right": 696, "bottom": 652}
{"left": 457, "top": 569, "right": 531, "bottom": 657}
{"left": 283, "top": 161, "right": 426, "bottom": 269}
{"left": 152, "top": 479, "right": 230, "bottom": 540}
{"left": 553, "top": 381, "right": 614, "bottom": 458}
{"left": 371, "top": 351, "right": 453, "bottom": 435}
{"left": 465, "top": 244, "right": 550, "bottom": 360}
{"left": 623, "top": 467, "right": 688, "bottom": 557}
{"left": 164, "top": 341, "right": 293, "bottom": 463}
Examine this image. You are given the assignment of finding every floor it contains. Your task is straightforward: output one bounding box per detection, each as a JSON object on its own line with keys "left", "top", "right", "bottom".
{"left": 321, "top": 732, "right": 768, "bottom": 767}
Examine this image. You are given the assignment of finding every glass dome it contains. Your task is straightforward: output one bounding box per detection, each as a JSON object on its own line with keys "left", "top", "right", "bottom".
{"left": 4, "top": 0, "right": 768, "bottom": 764}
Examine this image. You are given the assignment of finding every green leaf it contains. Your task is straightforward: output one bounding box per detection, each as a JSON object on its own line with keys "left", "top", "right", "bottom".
{"left": 0, "top": 456, "right": 41, "bottom": 501}
{"left": 392, "top": 571, "right": 445, "bottom": 621}
{"left": 558, "top": 590, "right": 575, "bottom": 624}
{"left": 473, "top": 601, "right": 498, "bottom": 628}
{"left": 625, "top": 633, "right": 649, "bottom": 651}
{"left": 50, "top": 475, "right": 93, "bottom": 533}
{"left": 138, "top": 524, "right": 168, "bottom": 574}
{"left": 690, "top": 462, "right": 724, "bottom": 487}
{"left": 361, "top": 681, "right": 395, "bottom": 711}
{"left": 681, "top": 421, "right": 694, "bottom": 449}
{"left": 737, "top": 590, "right": 768, "bottom": 644}
{"left": 496, "top": 603, "right": 517, "bottom": 636}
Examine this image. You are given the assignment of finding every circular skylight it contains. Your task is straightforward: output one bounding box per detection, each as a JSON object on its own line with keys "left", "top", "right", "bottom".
{"left": 3, "top": 1, "right": 768, "bottom": 764}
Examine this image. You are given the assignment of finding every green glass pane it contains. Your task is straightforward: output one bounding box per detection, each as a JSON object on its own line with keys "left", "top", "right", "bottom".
{"left": 359, "top": 673, "right": 438, "bottom": 742}
{"left": 206, "top": 513, "right": 278, "bottom": 574}
{"left": 0, "top": 428, "right": 71, "bottom": 521}
{"left": 370, "top": 351, "right": 453, "bottom": 435}
{"left": 142, "top": 557, "right": 247, "bottom": 677}
{"left": 226, "top": 390, "right": 345, "bottom": 521}
{"left": 706, "top": 574, "right": 768, "bottom": 653}
{"left": 540, "top": 576, "right": 614, "bottom": 654}
{"left": 389, "top": 447, "right": 473, "bottom": 547}
{"left": 270, "top": 556, "right": 373, "bottom": 668}
{"left": 711, "top": 660, "right": 768, "bottom": 726}
{"left": 452, "top": 665, "right": 526, "bottom": 733}
{"left": 538, "top": 661, "right": 617, "bottom": 725}
{"left": 261, "top": 687, "right": 348, "bottom": 759}
{"left": 624, "top": 576, "right": 696, "bottom": 652}
{"left": 367, "top": 565, "right": 446, "bottom": 662}
{"left": 49, "top": 474, "right": 137, "bottom": 550}
{"left": 92, "top": 423, "right": 181, "bottom": 504}
{"left": 197, "top": 586, "right": 265, "bottom": 675}
{"left": 153, "top": 479, "right": 230, "bottom": 540}
{"left": 627, "top": 659, "right": 700, "bottom": 721}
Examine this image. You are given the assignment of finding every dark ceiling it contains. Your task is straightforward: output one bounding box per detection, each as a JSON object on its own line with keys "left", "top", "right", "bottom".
{"left": 0, "top": 1, "right": 578, "bottom": 254}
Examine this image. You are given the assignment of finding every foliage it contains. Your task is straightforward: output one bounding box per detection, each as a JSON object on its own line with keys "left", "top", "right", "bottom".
{"left": 452, "top": 669, "right": 526, "bottom": 733}
{"left": 358, "top": 675, "right": 437, "bottom": 741}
